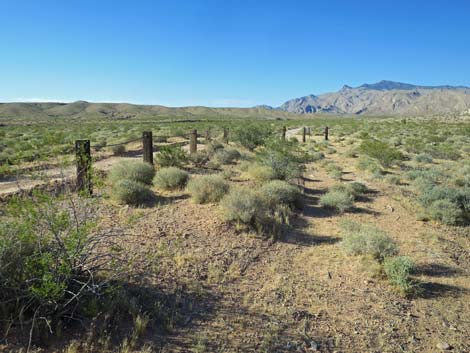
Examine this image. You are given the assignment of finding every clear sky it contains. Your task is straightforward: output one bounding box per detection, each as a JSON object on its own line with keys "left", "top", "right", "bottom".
{"left": 1, "top": 0, "right": 469, "bottom": 107}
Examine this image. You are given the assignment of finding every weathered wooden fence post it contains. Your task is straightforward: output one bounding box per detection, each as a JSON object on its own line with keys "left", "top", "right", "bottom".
{"left": 142, "top": 131, "right": 153, "bottom": 164}
{"left": 302, "top": 127, "right": 306, "bottom": 143}
{"left": 205, "top": 129, "right": 211, "bottom": 144}
{"left": 75, "top": 140, "right": 92, "bottom": 195}
{"left": 324, "top": 126, "right": 329, "bottom": 141}
{"left": 282, "top": 126, "right": 286, "bottom": 141}
{"left": 223, "top": 128, "right": 229, "bottom": 144}
{"left": 190, "top": 129, "right": 197, "bottom": 154}
{"left": 308, "top": 127, "right": 312, "bottom": 136}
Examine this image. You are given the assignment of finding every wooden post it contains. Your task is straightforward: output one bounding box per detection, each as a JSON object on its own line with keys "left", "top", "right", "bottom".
{"left": 282, "top": 126, "right": 286, "bottom": 141}
{"left": 223, "top": 128, "right": 229, "bottom": 144}
{"left": 190, "top": 129, "right": 197, "bottom": 154}
{"left": 142, "top": 131, "right": 153, "bottom": 164}
{"left": 308, "top": 127, "right": 312, "bottom": 136}
{"left": 324, "top": 126, "right": 329, "bottom": 141}
{"left": 75, "top": 140, "right": 92, "bottom": 195}
{"left": 302, "top": 127, "right": 306, "bottom": 143}
{"left": 205, "top": 129, "right": 211, "bottom": 144}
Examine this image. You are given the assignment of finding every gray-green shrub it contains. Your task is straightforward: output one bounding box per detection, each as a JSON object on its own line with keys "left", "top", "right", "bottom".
{"left": 319, "top": 189, "right": 354, "bottom": 213}
{"left": 187, "top": 174, "right": 229, "bottom": 203}
{"left": 154, "top": 167, "right": 189, "bottom": 190}
{"left": 221, "top": 187, "right": 268, "bottom": 224}
{"left": 261, "top": 180, "right": 302, "bottom": 209}
{"left": 111, "top": 179, "right": 154, "bottom": 205}
{"left": 340, "top": 220, "right": 399, "bottom": 261}
{"left": 384, "top": 256, "right": 416, "bottom": 295}
{"left": 108, "top": 161, "right": 155, "bottom": 186}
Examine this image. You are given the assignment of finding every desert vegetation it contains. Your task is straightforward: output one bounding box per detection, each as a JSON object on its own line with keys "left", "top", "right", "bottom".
{"left": 1, "top": 116, "right": 469, "bottom": 352}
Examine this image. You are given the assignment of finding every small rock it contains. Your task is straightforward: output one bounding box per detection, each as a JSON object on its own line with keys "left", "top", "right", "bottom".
{"left": 436, "top": 342, "right": 451, "bottom": 350}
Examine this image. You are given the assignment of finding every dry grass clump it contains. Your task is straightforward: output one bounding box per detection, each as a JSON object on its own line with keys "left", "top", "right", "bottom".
{"left": 153, "top": 167, "right": 189, "bottom": 190}
{"left": 187, "top": 174, "right": 229, "bottom": 203}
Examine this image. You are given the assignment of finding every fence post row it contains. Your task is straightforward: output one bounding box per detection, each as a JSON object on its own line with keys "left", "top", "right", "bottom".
{"left": 325, "top": 126, "right": 329, "bottom": 141}
{"left": 302, "top": 127, "right": 306, "bottom": 143}
{"left": 75, "top": 140, "right": 92, "bottom": 196}
{"left": 282, "top": 126, "right": 286, "bottom": 141}
{"left": 190, "top": 129, "right": 198, "bottom": 154}
{"left": 143, "top": 131, "right": 154, "bottom": 164}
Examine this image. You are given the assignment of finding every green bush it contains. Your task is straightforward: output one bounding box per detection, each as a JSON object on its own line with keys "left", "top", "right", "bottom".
{"left": 221, "top": 187, "right": 268, "bottom": 225}
{"left": 310, "top": 151, "right": 325, "bottom": 161}
{"left": 0, "top": 193, "right": 124, "bottom": 338}
{"left": 319, "top": 189, "right": 354, "bottom": 213}
{"left": 108, "top": 161, "right": 155, "bottom": 186}
{"left": 261, "top": 180, "right": 302, "bottom": 209}
{"left": 234, "top": 124, "right": 273, "bottom": 150}
{"left": 154, "top": 167, "right": 189, "bottom": 190}
{"left": 247, "top": 163, "right": 275, "bottom": 182}
{"left": 156, "top": 145, "right": 187, "bottom": 168}
{"left": 330, "top": 182, "right": 367, "bottom": 200}
{"left": 187, "top": 174, "right": 229, "bottom": 203}
{"left": 340, "top": 220, "right": 399, "bottom": 261}
{"left": 111, "top": 179, "right": 154, "bottom": 205}
{"left": 427, "top": 199, "right": 465, "bottom": 225}
{"left": 384, "top": 256, "right": 416, "bottom": 295}
{"left": 359, "top": 139, "right": 404, "bottom": 167}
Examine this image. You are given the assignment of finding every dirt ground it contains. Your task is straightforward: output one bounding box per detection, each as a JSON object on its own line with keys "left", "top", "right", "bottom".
{"left": 97, "top": 137, "right": 469, "bottom": 352}
{"left": 2, "top": 134, "right": 469, "bottom": 353}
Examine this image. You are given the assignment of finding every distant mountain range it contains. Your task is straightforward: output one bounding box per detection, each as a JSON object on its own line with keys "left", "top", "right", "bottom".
{"left": 1, "top": 80, "right": 470, "bottom": 119}
{"left": 277, "top": 80, "right": 470, "bottom": 116}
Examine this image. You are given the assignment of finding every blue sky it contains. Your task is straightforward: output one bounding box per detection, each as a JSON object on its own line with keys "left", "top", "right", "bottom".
{"left": 1, "top": 0, "right": 469, "bottom": 107}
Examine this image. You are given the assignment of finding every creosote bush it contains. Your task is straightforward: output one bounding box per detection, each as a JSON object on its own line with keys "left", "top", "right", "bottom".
{"left": 187, "top": 174, "right": 229, "bottom": 204}
{"left": 359, "top": 139, "right": 404, "bottom": 168}
{"left": 319, "top": 189, "right": 354, "bottom": 213}
{"left": 340, "top": 220, "right": 398, "bottom": 261}
{"left": 153, "top": 167, "right": 189, "bottom": 190}
{"left": 112, "top": 179, "right": 155, "bottom": 205}
{"left": 260, "top": 180, "right": 302, "bottom": 209}
{"left": 384, "top": 256, "right": 417, "bottom": 296}
{"left": 108, "top": 161, "right": 155, "bottom": 186}
{"left": 156, "top": 145, "right": 187, "bottom": 168}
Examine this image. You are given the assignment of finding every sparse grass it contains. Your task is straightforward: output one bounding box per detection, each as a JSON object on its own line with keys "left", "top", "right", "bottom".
{"left": 187, "top": 174, "right": 229, "bottom": 203}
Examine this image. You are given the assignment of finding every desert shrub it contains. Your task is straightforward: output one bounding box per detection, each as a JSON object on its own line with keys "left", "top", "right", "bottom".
{"left": 340, "top": 220, "right": 399, "bottom": 261}
{"left": 260, "top": 180, "right": 302, "bottom": 209}
{"left": 427, "top": 199, "right": 465, "bottom": 225}
{"left": 212, "top": 147, "right": 241, "bottom": 165}
{"left": 153, "top": 167, "right": 189, "bottom": 190}
{"left": 234, "top": 124, "right": 273, "bottom": 150}
{"left": 112, "top": 144, "right": 126, "bottom": 156}
{"left": 319, "top": 189, "right": 354, "bottom": 213}
{"left": 384, "top": 175, "right": 401, "bottom": 185}
{"left": 108, "top": 161, "right": 155, "bottom": 186}
{"left": 383, "top": 256, "right": 416, "bottom": 295}
{"left": 187, "top": 174, "right": 229, "bottom": 203}
{"left": 188, "top": 150, "right": 210, "bottom": 168}
{"left": 0, "top": 193, "right": 125, "bottom": 339}
{"left": 325, "top": 164, "right": 343, "bottom": 180}
{"left": 111, "top": 179, "right": 154, "bottom": 205}
{"left": 154, "top": 135, "right": 168, "bottom": 143}
{"left": 206, "top": 141, "right": 224, "bottom": 155}
{"left": 330, "top": 182, "right": 367, "bottom": 200}
{"left": 221, "top": 187, "right": 268, "bottom": 225}
{"left": 359, "top": 139, "right": 404, "bottom": 167}
{"left": 310, "top": 151, "right": 325, "bottom": 161}
{"left": 156, "top": 145, "right": 187, "bottom": 168}
{"left": 414, "top": 153, "right": 433, "bottom": 164}
{"left": 247, "top": 164, "right": 276, "bottom": 182}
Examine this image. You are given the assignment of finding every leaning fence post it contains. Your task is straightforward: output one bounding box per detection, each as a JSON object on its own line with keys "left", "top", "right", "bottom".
{"left": 324, "top": 126, "right": 329, "bottom": 141}
{"left": 223, "top": 128, "right": 229, "bottom": 144}
{"left": 75, "top": 140, "right": 92, "bottom": 195}
{"left": 143, "top": 131, "right": 153, "bottom": 164}
{"left": 282, "top": 126, "right": 286, "bottom": 141}
{"left": 190, "top": 129, "right": 197, "bottom": 154}
{"left": 302, "top": 127, "right": 306, "bottom": 143}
